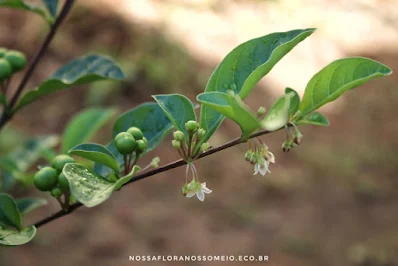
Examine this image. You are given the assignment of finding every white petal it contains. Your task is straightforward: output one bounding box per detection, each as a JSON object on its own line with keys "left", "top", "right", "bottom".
{"left": 259, "top": 166, "right": 267, "bottom": 176}
{"left": 268, "top": 152, "right": 275, "bottom": 163}
{"left": 196, "top": 190, "right": 205, "bottom": 201}
{"left": 186, "top": 192, "right": 195, "bottom": 198}
{"left": 253, "top": 163, "right": 259, "bottom": 175}
{"left": 202, "top": 185, "right": 212, "bottom": 194}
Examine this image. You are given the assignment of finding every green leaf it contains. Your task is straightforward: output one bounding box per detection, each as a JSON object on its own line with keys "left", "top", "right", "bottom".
{"left": 15, "top": 55, "right": 125, "bottom": 112}
{"left": 94, "top": 103, "right": 173, "bottom": 178}
{"left": 285, "top": 87, "right": 300, "bottom": 118}
{"left": 0, "top": 193, "right": 22, "bottom": 230}
{"left": 153, "top": 94, "right": 196, "bottom": 143}
{"left": 197, "top": 92, "right": 260, "bottom": 140}
{"left": 16, "top": 198, "right": 47, "bottom": 215}
{"left": 114, "top": 165, "right": 141, "bottom": 190}
{"left": 5, "top": 135, "right": 58, "bottom": 172}
{"left": 0, "top": 225, "right": 36, "bottom": 246}
{"left": 0, "top": 0, "right": 49, "bottom": 23}
{"left": 69, "top": 143, "right": 120, "bottom": 173}
{"left": 41, "top": 0, "right": 58, "bottom": 17}
{"left": 261, "top": 93, "right": 293, "bottom": 131}
{"left": 200, "top": 28, "right": 315, "bottom": 145}
{"left": 299, "top": 57, "right": 392, "bottom": 118}
{"left": 296, "top": 112, "right": 330, "bottom": 127}
{"left": 62, "top": 107, "right": 116, "bottom": 153}
{"left": 63, "top": 163, "right": 140, "bottom": 207}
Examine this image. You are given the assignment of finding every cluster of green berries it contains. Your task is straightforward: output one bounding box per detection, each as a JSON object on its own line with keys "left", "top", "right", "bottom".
{"left": 282, "top": 124, "right": 303, "bottom": 152}
{"left": 33, "top": 155, "right": 75, "bottom": 198}
{"left": 0, "top": 48, "right": 27, "bottom": 81}
{"left": 172, "top": 120, "right": 209, "bottom": 158}
{"left": 114, "top": 127, "right": 147, "bottom": 155}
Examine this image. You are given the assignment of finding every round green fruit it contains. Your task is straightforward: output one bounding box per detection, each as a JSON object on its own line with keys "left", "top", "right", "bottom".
{"left": 127, "top": 127, "right": 143, "bottom": 140}
{"left": 58, "top": 173, "right": 70, "bottom": 192}
{"left": 51, "top": 187, "right": 63, "bottom": 198}
{"left": 136, "top": 139, "right": 147, "bottom": 153}
{"left": 185, "top": 120, "right": 199, "bottom": 132}
{"left": 4, "top": 50, "right": 26, "bottom": 72}
{"left": 51, "top": 154, "right": 75, "bottom": 173}
{"left": 0, "top": 48, "right": 7, "bottom": 57}
{"left": 0, "top": 59, "right": 12, "bottom": 81}
{"left": 115, "top": 132, "right": 136, "bottom": 154}
{"left": 33, "top": 167, "right": 58, "bottom": 191}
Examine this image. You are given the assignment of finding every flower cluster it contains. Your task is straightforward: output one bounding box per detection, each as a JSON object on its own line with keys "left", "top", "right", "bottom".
{"left": 172, "top": 120, "right": 212, "bottom": 201}
{"left": 245, "top": 142, "right": 275, "bottom": 176}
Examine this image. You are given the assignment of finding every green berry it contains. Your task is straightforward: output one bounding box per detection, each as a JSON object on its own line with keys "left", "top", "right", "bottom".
{"left": 4, "top": 50, "right": 26, "bottom": 72}
{"left": 173, "top": 130, "right": 185, "bottom": 141}
{"left": 172, "top": 139, "right": 181, "bottom": 149}
{"left": 51, "top": 187, "right": 63, "bottom": 198}
{"left": 197, "top": 128, "right": 206, "bottom": 139}
{"left": 58, "top": 172, "right": 70, "bottom": 192}
{"left": 136, "top": 139, "right": 146, "bottom": 153}
{"left": 0, "top": 59, "right": 12, "bottom": 81}
{"left": 51, "top": 154, "right": 75, "bottom": 173}
{"left": 115, "top": 132, "right": 136, "bottom": 154}
{"left": 33, "top": 167, "right": 58, "bottom": 191}
{"left": 185, "top": 120, "right": 199, "bottom": 133}
{"left": 142, "top": 137, "right": 148, "bottom": 145}
{"left": 0, "top": 48, "right": 7, "bottom": 57}
{"left": 127, "top": 127, "right": 143, "bottom": 140}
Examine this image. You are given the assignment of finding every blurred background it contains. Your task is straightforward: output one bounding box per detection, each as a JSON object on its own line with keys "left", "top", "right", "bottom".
{"left": 1, "top": 0, "right": 398, "bottom": 265}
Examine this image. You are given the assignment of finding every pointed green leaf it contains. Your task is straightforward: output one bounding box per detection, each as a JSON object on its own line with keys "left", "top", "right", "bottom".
{"left": 0, "top": 193, "right": 22, "bottom": 230}
{"left": 197, "top": 92, "right": 260, "bottom": 140}
{"left": 0, "top": 0, "right": 49, "bottom": 23}
{"left": 16, "top": 198, "right": 47, "bottom": 215}
{"left": 62, "top": 107, "right": 116, "bottom": 153}
{"left": 69, "top": 143, "right": 120, "bottom": 173}
{"left": 299, "top": 57, "right": 392, "bottom": 118}
{"left": 261, "top": 93, "right": 293, "bottom": 131}
{"left": 41, "top": 0, "right": 58, "bottom": 17}
{"left": 5, "top": 135, "right": 58, "bottom": 172}
{"left": 63, "top": 163, "right": 115, "bottom": 207}
{"left": 114, "top": 165, "right": 141, "bottom": 190}
{"left": 153, "top": 94, "right": 196, "bottom": 143}
{"left": 296, "top": 112, "right": 330, "bottom": 127}
{"left": 200, "top": 28, "right": 315, "bottom": 145}
{"left": 0, "top": 225, "right": 36, "bottom": 246}
{"left": 63, "top": 163, "right": 140, "bottom": 207}
{"left": 285, "top": 87, "right": 300, "bottom": 118}
{"left": 15, "top": 55, "right": 125, "bottom": 112}
{"left": 94, "top": 103, "right": 173, "bottom": 178}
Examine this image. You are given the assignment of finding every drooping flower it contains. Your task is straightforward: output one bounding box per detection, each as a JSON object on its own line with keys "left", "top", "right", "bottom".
{"left": 182, "top": 163, "right": 212, "bottom": 201}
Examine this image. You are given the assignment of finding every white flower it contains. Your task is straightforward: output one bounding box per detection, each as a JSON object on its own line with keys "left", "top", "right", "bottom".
{"left": 253, "top": 161, "right": 271, "bottom": 176}
{"left": 185, "top": 181, "right": 212, "bottom": 201}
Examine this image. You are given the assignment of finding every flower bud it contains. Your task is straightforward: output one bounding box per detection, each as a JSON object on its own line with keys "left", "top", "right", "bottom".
{"left": 293, "top": 131, "right": 303, "bottom": 145}
{"left": 257, "top": 106, "right": 266, "bottom": 116}
{"left": 200, "top": 142, "right": 210, "bottom": 152}
{"left": 282, "top": 141, "right": 290, "bottom": 152}
{"left": 197, "top": 128, "right": 206, "bottom": 139}
{"left": 172, "top": 139, "right": 181, "bottom": 149}
{"left": 51, "top": 187, "right": 63, "bottom": 198}
{"left": 150, "top": 157, "right": 160, "bottom": 168}
{"left": 185, "top": 120, "right": 199, "bottom": 133}
{"left": 173, "top": 130, "right": 185, "bottom": 141}
{"left": 127, "top": 127, "right": 144, "bottom": 140}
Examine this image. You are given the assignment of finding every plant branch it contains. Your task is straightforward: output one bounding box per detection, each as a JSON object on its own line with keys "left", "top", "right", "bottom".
{"left": 33, "top": 128, "right": 278, "bottom": 229}
{"left": 0, "top": 0, "right": 76, "bottom": 130}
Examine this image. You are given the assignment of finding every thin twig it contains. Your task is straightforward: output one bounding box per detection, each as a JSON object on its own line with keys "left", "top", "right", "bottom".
{"left": 0, "top": 0, "right": 76, "bottom": 130}
{"left": 33, "top": 128, "right": 278, "bottom": 229}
